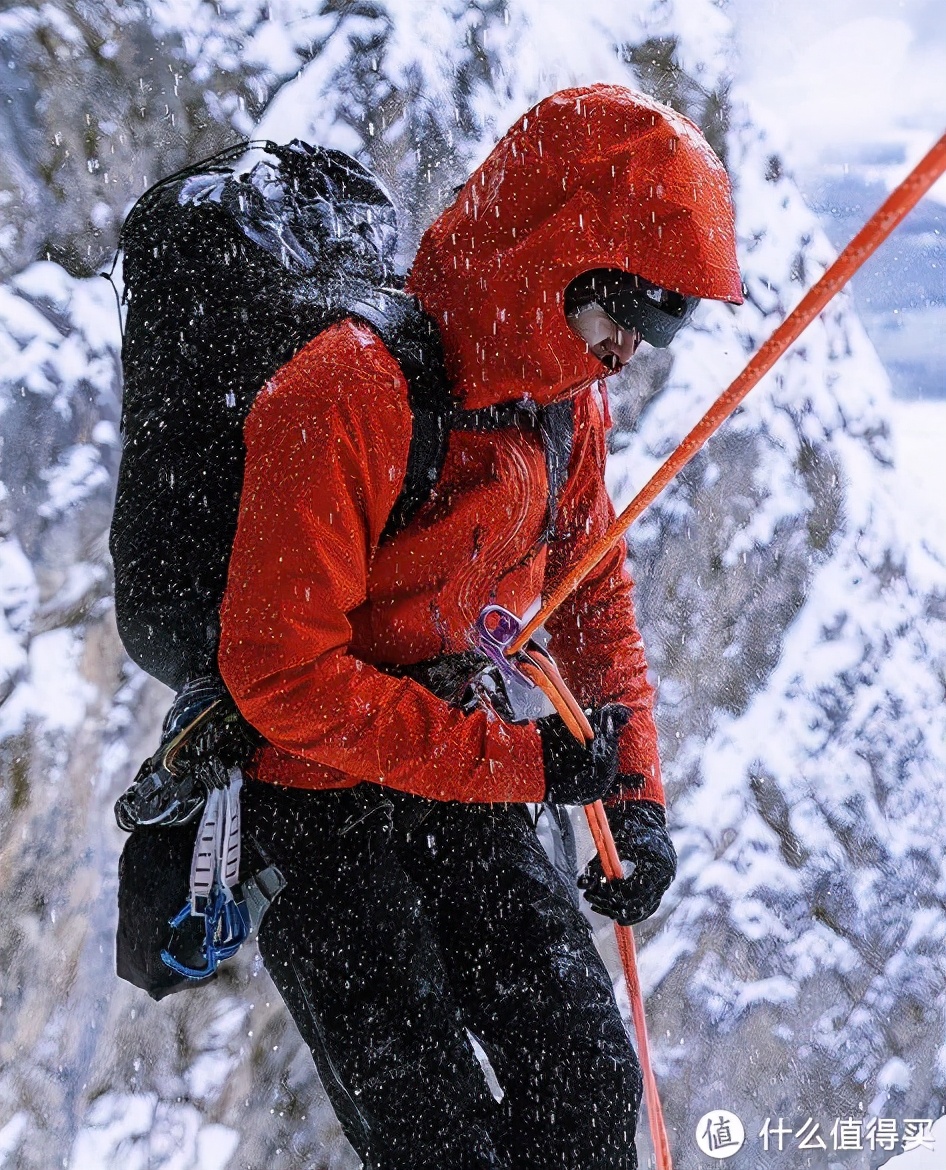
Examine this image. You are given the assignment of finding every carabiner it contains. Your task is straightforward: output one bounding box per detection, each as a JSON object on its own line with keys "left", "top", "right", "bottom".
{"left": 161, "top": 883, "right": 250, "bottom": 981}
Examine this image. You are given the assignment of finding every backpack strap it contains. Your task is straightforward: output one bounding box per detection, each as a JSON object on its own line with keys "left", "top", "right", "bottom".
{"left": 345, "top": 288, "right": 458, "bottom": 544}
{"left": 340, "top": 288, "right": 575, "bottom": 545}
{"left": 454, "top": 398, "right": 575, "bottom": 540}
{"left": 538, "top": 399, "right": 575, "bottom": 536}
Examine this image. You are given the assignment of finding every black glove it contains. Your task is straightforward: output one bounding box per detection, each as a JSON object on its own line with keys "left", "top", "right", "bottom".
{"left": 538, "top": 704, "right": 631, "bottom": 805}
{"left": 577, "top": 799, "right": 676, "bottom": 925}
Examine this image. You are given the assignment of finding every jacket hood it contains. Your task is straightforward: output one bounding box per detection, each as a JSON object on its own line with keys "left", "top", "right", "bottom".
{"left": 407, "top": 84, "right": 743, "bottom": 409}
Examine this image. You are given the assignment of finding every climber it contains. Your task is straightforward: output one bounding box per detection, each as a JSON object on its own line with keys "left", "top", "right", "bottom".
{"left": 218, "top": 84, "right": 742, "bottom": 1168}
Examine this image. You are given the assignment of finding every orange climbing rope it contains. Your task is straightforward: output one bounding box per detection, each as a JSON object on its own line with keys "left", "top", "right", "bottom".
{"left": 514, "top": 129, "right": 946, "bottom": 1170}
{"left": 585, "top": 800, "right": 673, "bottom": 1169}
{"left": 511, "top": 128, "right": 946, "bottom": 656}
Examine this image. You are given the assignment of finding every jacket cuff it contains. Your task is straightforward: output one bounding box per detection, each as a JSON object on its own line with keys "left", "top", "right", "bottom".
{"left": 604, "top": 770, "right": 666, "bottom": 808}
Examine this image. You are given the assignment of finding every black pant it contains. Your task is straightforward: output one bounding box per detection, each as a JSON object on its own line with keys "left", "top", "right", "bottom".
{"left": 242, "top": 780, "right": 642, "bottom": 1169}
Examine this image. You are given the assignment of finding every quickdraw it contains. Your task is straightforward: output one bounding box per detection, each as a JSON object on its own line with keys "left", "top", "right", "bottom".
{"left": 161, "top": 771, "right": 251, "bottom": 981}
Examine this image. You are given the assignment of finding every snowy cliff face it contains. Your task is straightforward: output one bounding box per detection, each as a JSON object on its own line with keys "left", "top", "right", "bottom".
{"left": 1, "top": 1, "right": 943, "bottom": 1168}
{"left": 0, "top": 2, "right": 269, "bottom": 281}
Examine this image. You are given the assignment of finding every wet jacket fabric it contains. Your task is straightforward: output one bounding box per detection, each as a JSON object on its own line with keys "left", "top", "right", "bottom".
{"left": 218, "top": 84, "right": 742, "bottom": 807}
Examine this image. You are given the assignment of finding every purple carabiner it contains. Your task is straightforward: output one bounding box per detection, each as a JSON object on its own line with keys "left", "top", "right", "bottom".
{"left": 474, "top": 605, "right": 536, "bottom": 692}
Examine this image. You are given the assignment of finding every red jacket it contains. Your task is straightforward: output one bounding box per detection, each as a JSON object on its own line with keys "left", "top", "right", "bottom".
{"left": 218, "top": 84, "right": 741, "bottom": 805}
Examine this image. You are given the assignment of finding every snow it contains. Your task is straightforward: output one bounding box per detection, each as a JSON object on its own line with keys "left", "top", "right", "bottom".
{"left": 257, "top": 0, "right": 735, "bottom": 200}
{"left": 0, "top": 1114, "right": 27, "bottom": 1167}
{"left": 877, "top": 1057, "right": 913, "bottom": 1093}
{"left": 887, "top": 398, "right": 946, "bottom": 556}
{"left": 185, "top": 1001, "right": 248, "bottom": 1099}
{"left": 0, "top": 262, "right": 118, "bottom": 412}
{"left": 0, "top": 537, "right": 38, "bottom": 700}
{"left": 68, "top": 1094, "right": 240, "bottom": 1170}
{"left": 729, "top": 0, "right": 946, "bottom": 198}
{"left": 0, "top": 537, "right": 37, "bottom": 634}
{"left": 877, "top": 1115, "right": 946, "bottom": 1169}
{"left": 0, "top": 628, "right": 96, "bottom": 736}
{"left": 185, "top": 1051, "right": 239, "bottom": 1101}
{"left": 1, "top": 0, "right": 944, "bottom": 1164}
{"left": 40, "top": 443, "right": 110, "bottom": 517}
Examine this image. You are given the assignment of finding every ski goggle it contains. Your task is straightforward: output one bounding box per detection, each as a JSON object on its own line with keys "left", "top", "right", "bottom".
{"left": 565, "top": 268, "right": 699, "bottom": 349}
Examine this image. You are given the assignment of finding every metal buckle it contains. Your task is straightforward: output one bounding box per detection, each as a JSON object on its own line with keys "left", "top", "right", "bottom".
{"left": 474, "top": 605, "right": 536, "bottom": 692}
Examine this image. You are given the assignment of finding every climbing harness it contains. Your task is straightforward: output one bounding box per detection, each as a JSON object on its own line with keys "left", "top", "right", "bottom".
{"left": 115, "top": 680, "right": 285, "bottom": 996}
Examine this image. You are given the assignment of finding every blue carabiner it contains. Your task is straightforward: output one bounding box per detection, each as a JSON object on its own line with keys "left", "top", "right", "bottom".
{"left": 161, "top": 883, "right": 250, "bottom": 981}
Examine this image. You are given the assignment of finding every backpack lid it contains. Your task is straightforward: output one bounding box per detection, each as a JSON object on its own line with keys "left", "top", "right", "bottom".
{"left": 120, "top": 139, "right": 399, "bottom": 290}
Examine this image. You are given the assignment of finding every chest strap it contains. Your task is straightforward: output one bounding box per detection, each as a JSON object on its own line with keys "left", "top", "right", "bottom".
{"left": 452, "top": 398, "right": 575, "bottom": 537}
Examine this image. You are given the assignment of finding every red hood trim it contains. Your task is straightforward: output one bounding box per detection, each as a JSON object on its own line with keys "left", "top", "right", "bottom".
{"left": 408, "top": 84, "right": 743, "bottom": 408}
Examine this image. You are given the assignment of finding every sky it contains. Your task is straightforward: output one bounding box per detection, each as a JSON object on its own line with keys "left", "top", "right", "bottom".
{"left": 729, "top": 0, "right": 946, "bottom": 401}
{"left": 729, "top": 0, "right": 946, "bottom": 195}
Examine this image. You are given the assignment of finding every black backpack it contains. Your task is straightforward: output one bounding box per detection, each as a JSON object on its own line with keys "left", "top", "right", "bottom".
{"left": 110, "top": 140, "right": 456, "bottom": 694}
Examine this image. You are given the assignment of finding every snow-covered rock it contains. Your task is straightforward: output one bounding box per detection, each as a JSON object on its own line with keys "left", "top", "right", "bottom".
{"left": 1, "top": 2, "right": 942, "bottom": 1168}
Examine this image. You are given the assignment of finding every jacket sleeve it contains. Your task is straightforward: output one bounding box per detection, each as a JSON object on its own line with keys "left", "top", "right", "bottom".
{"left": 543, "top": 388, "right": 665, "bottom": 806}
{"left": 218, "top": 325, "right": 546, "bottom": 803}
